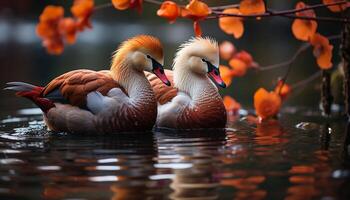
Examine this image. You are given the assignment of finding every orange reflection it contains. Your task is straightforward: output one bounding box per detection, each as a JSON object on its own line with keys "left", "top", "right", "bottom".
{"left": 221, "top": 176, "right": 266, "bottom": 200}
{"left": 288, "top": 165, "right": 315, "bottom": 174}
{"left": 285, "top": 185, "right": 319, "bottom": 200}
{"left": 255, "top": 120, "right": 288, "bottom": 146}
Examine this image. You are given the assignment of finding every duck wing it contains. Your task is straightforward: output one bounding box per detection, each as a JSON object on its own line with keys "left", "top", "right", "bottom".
{"left": 42, "top": 69, "right": 126, "bottom": 108}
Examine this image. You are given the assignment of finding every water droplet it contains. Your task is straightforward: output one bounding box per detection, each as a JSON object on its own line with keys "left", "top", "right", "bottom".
{"left": 295, "top": 122, "right": 320, "bottom": 131}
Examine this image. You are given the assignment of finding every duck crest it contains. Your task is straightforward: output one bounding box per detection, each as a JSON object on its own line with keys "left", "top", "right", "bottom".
{"left": 111, "top": 35, "right": 163, "bottom": 72}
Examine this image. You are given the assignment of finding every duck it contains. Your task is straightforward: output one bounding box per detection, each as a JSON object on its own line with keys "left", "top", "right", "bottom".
{"left": 5, "top": 35, "right": 170, "bottom": 133}
{"left": 145, "top": 37, "right": 227, "bottom": 129}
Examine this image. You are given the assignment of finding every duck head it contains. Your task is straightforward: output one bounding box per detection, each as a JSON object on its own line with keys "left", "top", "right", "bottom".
{"left": 112, "top": 35, "right": 170, "bottom": 86}
{"left": 173, "top": 37, "right": 226, "bottom": 88}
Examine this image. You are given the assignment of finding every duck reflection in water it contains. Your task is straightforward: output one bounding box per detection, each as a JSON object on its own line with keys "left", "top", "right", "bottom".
{"left": 41, "top": 133, "right": 168, "bottom": 200}
{"left": 154, "top": 129, "right": 226, "bottom": 200}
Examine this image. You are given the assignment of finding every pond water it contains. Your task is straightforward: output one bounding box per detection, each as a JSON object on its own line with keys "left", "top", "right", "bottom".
{"left": 0, "top": 107, "right": 349, "bottom": 200}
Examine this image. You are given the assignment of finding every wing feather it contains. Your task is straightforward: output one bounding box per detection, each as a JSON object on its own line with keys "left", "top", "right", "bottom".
{"left": 42, "top": 69, "right": 125, "bottom": 107}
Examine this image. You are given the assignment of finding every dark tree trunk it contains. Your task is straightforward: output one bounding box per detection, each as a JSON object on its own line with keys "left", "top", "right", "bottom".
{"left": 321, "top": 70, "right": 333, "bottom": 116}
{"left": 341, "top": 21, "right": 350, "bottom": 119}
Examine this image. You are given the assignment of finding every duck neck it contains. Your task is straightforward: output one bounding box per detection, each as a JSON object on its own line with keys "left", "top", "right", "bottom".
{"left": 174, "top": 68, "right": 220, "bottom": 104}
{"left": 111, "top": 62, "right": 156, "bottom": 107}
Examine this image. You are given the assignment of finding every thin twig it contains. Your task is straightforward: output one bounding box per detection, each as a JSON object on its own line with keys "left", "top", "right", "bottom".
{"left": 259, "top": 43, "right": 310, "bottom": 71}
{"left": 211, "top": 4, "right": 239, "bottom": 10}
{"left": 212, "top": 10, "right": 349, "bottom": 23}
{"left": 290, "top": 70, "right": 322, "bottom": 90}
{"left": 94, "top": 2, "right": 112, "bottom": 11}
{"left": 273, "top": 0, "right": 348, "bottom": 15}
{"left": 94, "top": 0, "right": 162, "bottom": 11}
{"left": 144, "top": 0, "right": 163, "bottom": 5}
{"left": 277, "top": 44, "right": 309, "bottom": 94}
{"left": 211, "top": 1, "right": 349, "bottom": 23}
{"left": 281, "top": 14, "right": 349, "bottom": 23}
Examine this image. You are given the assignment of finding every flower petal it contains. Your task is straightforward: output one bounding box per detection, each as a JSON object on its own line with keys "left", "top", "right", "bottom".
{"left": 185, "top": 0, "right": 211, "bottom": 20}
{"left": 193, "top": 21, "right": 202, "bottom": 36}
{"left": 239, "top": 0, "right": 266, "bottom": 15}
{"left": 223, "top": 96, "right": 241, "bottom": 113}
{"left": 322, "top": 0, "right": 349, "bottom": 12}
{"left": 291, "top": 2, "right": 317, "bottom": 41}
{"left": 219, "top": 8, "right": 244, "bottom": 39}
{"left": 291, "top": 19, "right": 317, "bottom": 41}
{"left": 112, "top": 0, "right": 131, "bottom": 10}
{"left": 274, "top": 80, "right": 292, "bottom": 100}
{"left": 219, "top": 41, "right": 236, "bottom": 60}
{"left": 229, "top": 58, "right": 247, "bottom": 77}
{"left": 310, "top": 33, "right": 333, "bottom": 69}
{"left": 254, "top": 88, "right": 282, "bottom": 120}
{"left": 219, "top": 65, "right": 234, "bottom": 86}
{"left": 157, "top": 1, "right": 180, "bottom": 23}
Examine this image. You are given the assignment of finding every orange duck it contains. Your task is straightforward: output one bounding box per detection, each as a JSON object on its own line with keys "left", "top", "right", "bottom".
{"left": 146, "top": 37, "right": 227, "bottom": 129}
{"left": 5, "top": 35, "right": 170, "bottom": 133}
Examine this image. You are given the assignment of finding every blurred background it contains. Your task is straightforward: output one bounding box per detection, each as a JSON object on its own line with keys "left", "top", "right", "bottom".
{"left": 0, "top": 0, "right": 345, "bottom": 113}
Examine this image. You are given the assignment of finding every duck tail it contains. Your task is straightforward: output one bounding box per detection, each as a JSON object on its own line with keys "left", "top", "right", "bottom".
{"left": 4, "top": 82, "right": 55, "bottom": 113}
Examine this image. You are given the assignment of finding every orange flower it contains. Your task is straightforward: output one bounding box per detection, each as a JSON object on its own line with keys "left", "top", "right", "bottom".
{"left": 181, "top": 0, "right": 211, "bottom": 36}
{"left": 274, "top": 80, "right": 291, "bottom": 100}
{"left": 223, "top": 96, "right": 241, "bottom": 115}
{"left": 254, "top": 88, "right": 282, "bottom": 120}
{"left": 193, "top": 21, "right": 202, "bottom": 36}
{"left": 234, "top": 50, "right": 258, "bottom": 68}
{"left": 112, "top": 0, "right": 143, "bottom": 12}
{"left": 323, "top": 0, "right": 349, "bottom": 12}
{"left": 239, "top": 0, "right": 266, "bottom": 15}
{"left": 291, "top": 2, "right": 317, "bottom": 41}
{"left": 310, "top": 33, "right": 333, "bottom": 69}
{"left": 219, "top": 41, "right": 236, "bottom": 60}
{"left": 71, "top": 0, "right": 94, "bottom": 31}
{"left": 219, "top": 8, "right": 244, "bottom": 39}
{"left": 43, "top": 38, "right": 64, "bottom": 55}
{"left": 36, "top": 6, "right": 65, "bottom": 55}
{"left": 183, "top": 0, "right": 211, "bottom": 20}
{"left": 229, "top": 58, "right": 247, "bottom": 77}
{"left": 112, "top": 0, "right": 130, "bottom": 10}
{"left": 39, "top": 6, "right": 64, "bottom": 23}
{"left": 219, "top": 65, "right": 235, "bottom": 86}
{"left": 58, "top": 18, "right": 78, "bottom": 44}
{"left": 157, "top": 1, "right": 181, "bottom": 23}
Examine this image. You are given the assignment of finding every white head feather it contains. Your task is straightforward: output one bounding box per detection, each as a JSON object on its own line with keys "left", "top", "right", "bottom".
{"left": 172, "top": 37, "right": 219, "bottom": 95}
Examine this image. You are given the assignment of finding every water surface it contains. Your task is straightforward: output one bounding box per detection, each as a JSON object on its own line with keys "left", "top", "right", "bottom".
{"left": 0, "top": 108, "right": 349, "bottom": 200}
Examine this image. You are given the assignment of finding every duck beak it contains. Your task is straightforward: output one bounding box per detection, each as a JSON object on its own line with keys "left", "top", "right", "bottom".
{"left": 205, "top": 61, "right": 226, "bottom": 88}
{"left": 150, "top": 57, "right": 171, "bottom": 86}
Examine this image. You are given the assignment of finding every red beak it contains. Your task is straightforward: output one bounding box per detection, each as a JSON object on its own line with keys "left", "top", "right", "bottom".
{"left": 148, "top": 56, "right": 171, "bottom": 86}
{"left": 203, "top": 59, "right": 226, "bottom": 88}
{"left": 208, "top": 69, "right": 226, "bottom": 88}
{"left": 153, "top": 67, "right": 171, "bottom": 86}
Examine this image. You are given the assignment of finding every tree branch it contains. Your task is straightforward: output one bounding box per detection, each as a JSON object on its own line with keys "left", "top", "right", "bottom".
{"left": 259, "top": 35, "right": 342, "bottom": 71}
{"left": 290, "top": 71, "right": 322, "bottom": 90}
{"left": 211, "top": 10, "right": 349, "bottom": 23}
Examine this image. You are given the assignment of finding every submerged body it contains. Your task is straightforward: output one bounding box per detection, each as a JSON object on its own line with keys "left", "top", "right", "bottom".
{"left": 146, "top": 38, "right": 227, "bottom": 129}
{"left": 6, "top": 35, "right": 169, "bottom": 133}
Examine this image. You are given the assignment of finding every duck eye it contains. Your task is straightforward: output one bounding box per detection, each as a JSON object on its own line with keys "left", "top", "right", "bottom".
{"left": 146, "top": 55, "right": 151, "bottom": 59}
{"left": 201, "top": 58, "right": 206, "bottom": 62}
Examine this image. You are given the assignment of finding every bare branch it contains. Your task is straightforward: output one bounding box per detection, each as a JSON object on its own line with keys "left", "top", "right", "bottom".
{"left": 291, "top": 70, "right": 322, "bottom": 90}
{"left": 144, "top": 0, "right": 163, "bottom": 5}
{"left": 259, "top": 35, "right": 342, "bottom": 71}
